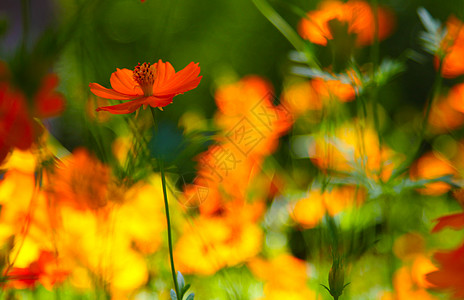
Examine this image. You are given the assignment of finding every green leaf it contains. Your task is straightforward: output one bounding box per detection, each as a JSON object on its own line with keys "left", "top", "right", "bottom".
{"left": 417, "top": 7, "right": 447, "bottom": 56}
{"left": 170, "top": 289, "right": 177, "bottom": 300}
{"left": 185, "top": 293, "right": 195, "bottom": 300}
{"left": 181, "top": 283, "right": 191, "bottom": 296}
{"left": 177, "top": 271, "right": 185, "bottom": 293}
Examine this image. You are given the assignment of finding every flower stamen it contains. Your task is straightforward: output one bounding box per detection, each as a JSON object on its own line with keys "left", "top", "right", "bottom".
{"left": 133, "top": 62, "right": 156, "bottom": 96}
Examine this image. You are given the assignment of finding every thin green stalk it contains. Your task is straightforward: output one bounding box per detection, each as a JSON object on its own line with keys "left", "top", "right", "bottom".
{"left": 160, "top": 160, "right": 180, "bottom": 298}
{"left": 150, "top": 107, "right": 180, "bottom": 298}
{"left": 251, "top": 0, "right": 321, "bottom": 69}
{"left": 371, "top": 0, "right": 383, "bottom": 182}
{"left": 252, "top": 0, "right": 304, "bottom": 53}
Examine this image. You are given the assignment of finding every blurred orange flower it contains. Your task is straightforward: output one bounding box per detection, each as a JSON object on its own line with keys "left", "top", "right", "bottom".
{"left": 49, "top": 149, "right": 112, "bottom": 211}
{"left": 0, "top": 84, "right": 34, "bottom": 163}
{"left": 89, "top": 60, "right": 202, "bottom": 114}
{"left": 410, "top": 152, "right": 457, "bottom": 195}
{"left": 182, "top": 76, "right": 292, "bottom": 213}
{"left": 382, "top": 262, "right": 438, "bottom": 300}
{"left": 280, "top": 81, "right": 321, "bottom": 116}
{"left": 291, "top": 186, "right": 364, "bottom": 229}
{"left": 311, "top": 77, "right": 356, "bottom": 102}
{"left": 174, "top": 213, "right": 263, "bottom": 275}
{"left": 432, "top": 212, "right": 464, "bottom": 233}
{"left": 248, "top": 254, "right": 319, "bottom": 299}
{"left": 0, "top": 73, "right": 64, "bottom": 163}
{"left": 7, "top": 251, "right": 69, "bottom": 290}
{"left": 298, "top": 0, "right": 395, "bottom": 47}
{"left": 428, "top": 86, "right": 464, "bottom": 132}
{"left": 439, "top": 16, "right": 464, "bottom": 78}
{"left": 426, "top": 242, "right": 464, "bottom": 299}
{"left": 310, "top": 122, "right": 400, "bottom": 180}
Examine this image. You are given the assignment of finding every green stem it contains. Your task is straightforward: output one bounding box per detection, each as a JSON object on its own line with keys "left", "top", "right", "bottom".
{"left": 160, "top": 160, "right": 180, "bottom": 298}
{"left": 150, "top": 107, "right": 180, "bottom": 298}
{"left": 251, "top": 0, "right": 320, "bottom": 68}
{"left": 251, "top": 0, "right": 303, "bottom": 52}
{"left": 371, "top": 0, "right": 383, "bottom": 181}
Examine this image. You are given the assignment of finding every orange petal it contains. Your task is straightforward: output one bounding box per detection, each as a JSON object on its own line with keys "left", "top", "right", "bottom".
{"left": 432, "top": 212, "right": 464, "bottom": 233}
{"left": 110, "top": 68, "right": 143, "bottom": 96}
{"left": 154, "top": 61, "right": 202, "bottom": 97}
{"left": 152, "top": 60, "right": 176, "bottom": 91}
{"left": 89, "top": 82, "right": 137, "bottom": 100}
{"left": 96, "top": 97, "right": 147, "bottom": 114}
{"left": 146, "top": 96, "right": 173, "bottom": 108}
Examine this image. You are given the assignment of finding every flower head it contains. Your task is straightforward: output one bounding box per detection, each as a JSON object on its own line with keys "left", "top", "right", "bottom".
{"left": 439, "top": 16, "right": 464, "bottom": 78}
{"left": 426, "top": 242, "right": 464, "bottom": 299}
{"left": 0, "top": 71, "right": 64, "bottom": 164}
{"left": 89, "top": 59, "right": 202, "bottom": 114}
{"left": 298, "top": 0, "right": 395, "bottom": 47}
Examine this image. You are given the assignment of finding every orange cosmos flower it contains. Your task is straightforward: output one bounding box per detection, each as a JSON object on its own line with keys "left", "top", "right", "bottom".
{"left": 298, "top": 0, "right": 395, "bottom": 47}
{"left": 89, "top": 59, "right": 202, "bottom": 114}
{"left": 6, "top": 251, "right": 69, "bottom": 290}
{"left": 311, "top": 77, "right": 356, "bottom": 102}
{"left": 439, "top": 16, "right": 464, "bottom": 78}
{"left": 410, "top": 152, "right": 457, "bottom": 195}
{"left": 426, "top": 242, "right": 464, "bottom": 299}
{"left": 0, "top": 72, "right": 64, "bottom": 163}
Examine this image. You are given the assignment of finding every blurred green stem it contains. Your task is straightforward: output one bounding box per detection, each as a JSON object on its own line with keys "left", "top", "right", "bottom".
{"left": 251, "top": 0, "right": 303, "bottom": 52}
{"left": 150, "top": 107, "right": 180, "bottom": 298}
{"left": 370, "top": 0, "right": 384, "bottom": 180}
{"left": 251, "top": 0, "right": 321, "bottom": 69}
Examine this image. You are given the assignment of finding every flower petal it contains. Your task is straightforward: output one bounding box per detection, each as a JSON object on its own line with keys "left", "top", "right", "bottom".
{"left": 153, "top": 60, "right": 202, "bottom": 97}
{"left": 146, "top": 96, "right": 173, "bottom": 108}
{"left": 110, "top": 68, "right": 143, "bottom": 96}
{"left": 432, "top": 212, "right": 464, "bottom": 233}
{"left": 35, "top": 74, "right": 65, "bottom": 118}
{"left": 89, "top": 83, "right": 137, "bottom": 100}
{"left": 96, "top": 97, "right": 147, "bottom": 114}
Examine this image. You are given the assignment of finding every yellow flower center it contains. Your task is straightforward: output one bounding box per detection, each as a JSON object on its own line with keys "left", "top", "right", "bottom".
{"left": 133, "top": 62, "right": 156, "bottom": 96}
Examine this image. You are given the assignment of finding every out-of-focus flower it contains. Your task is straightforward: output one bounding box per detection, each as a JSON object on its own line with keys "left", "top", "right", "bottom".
{"left": 432, "top": 212, "right": 464, "bottom": 233}
{"left": 248, "top": 254, "right": 318, "bottom": 300}
{"left": 311, "top": 77, "right": 357, "bottom": 102}
{"left": 49, "top": 148, "right": 111, "bottom": 211}
{"left": 1, "top": 149, "right": 165, "bottom": 296}
{"left": 439, "top": 16, "right": 464, "bottom": 78}
{"left": 381, "top": 233, "right": 438, "bottom": 299}
{"left": 291, "top": 191, "right": 326, "bottom": 229}
{"left": 6, "top": 251, "right": 69, "bottom": 290}
{"left": 0, "top": 67, "right": 64, "bottom": 164}
{"left": 428, "top": 86, "right": 464, "bottom": 132}
{"left": 426, "top": 242, "right": 464, "bottom": 299}
{"left": 393, "top": 232, "right": 426, "bottom": 261}
{"left": 53, "top": 173, "right": 166, "bottom": 296}
{"left": 174, "top": 210, "right": 263, "bottom": 275}
{"left": 426, "top": 192, "right": 464, "bottom": 299}
{"left": 381, "top": 262, "right": 438, "bottom": 300}
{"left": 182, "top": 76, "right": 292, "bottom": 212}
{"left": 310, "top": 122, "right": 400, "bottom": 180}
{"left": 34, "top": 74, "right": 65, "bottom": 119}
{"left": 0, "top": 84, "right": 34, "bottom": 163}
{"left": 410, "top": 152, "right": 457, "bottom": 195}
{"left": 89, "top": 60, "right": 202, "bottom": 114}
{"left": 290, "top": 186, "right": 364, "bottom": 229}
{"left": 0, "top": 151, "right": 69, "bottom": 290}
{"left": 280, "top": 81, "right": 321, "bottom": 116}
{"left": 298, "top": 0, "right": 395, "bottom": 47}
